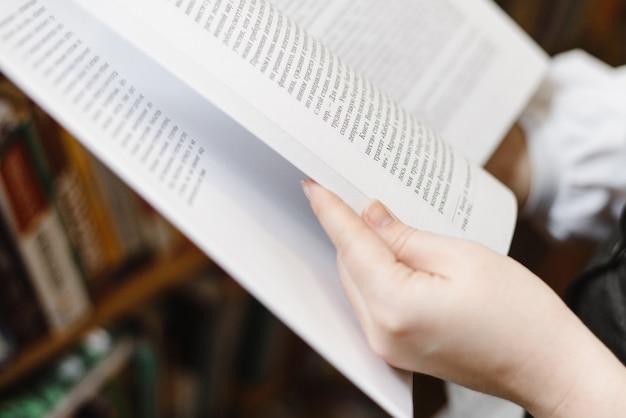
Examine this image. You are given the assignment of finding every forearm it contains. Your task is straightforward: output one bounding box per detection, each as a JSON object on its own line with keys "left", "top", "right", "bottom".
{"left": 509, "top": 314, "right": 626, "bottom": 418}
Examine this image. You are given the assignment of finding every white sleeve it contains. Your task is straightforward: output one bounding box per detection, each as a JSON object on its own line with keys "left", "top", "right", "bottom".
{"left": 519, "top": 50, "right": 626, "bottom": 243}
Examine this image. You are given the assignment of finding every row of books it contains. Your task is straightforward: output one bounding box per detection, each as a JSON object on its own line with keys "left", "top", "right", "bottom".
{"left": 0, "top": 75, "right": 183, "bottom": 370}
{"left": 496, "top": 0, "right": 626, "bottom": 65}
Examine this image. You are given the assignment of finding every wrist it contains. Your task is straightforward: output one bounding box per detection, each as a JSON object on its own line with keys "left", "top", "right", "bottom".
{"left": 510, "top": 316, "right": 626, "bottom": 418}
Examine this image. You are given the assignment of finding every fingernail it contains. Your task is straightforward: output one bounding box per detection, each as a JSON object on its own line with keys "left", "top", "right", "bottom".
{"left": 364, "top": 200, "right": 394, "bottom": 228}
{"left": 301, "top": 178, "right": 314, "bottom": 200}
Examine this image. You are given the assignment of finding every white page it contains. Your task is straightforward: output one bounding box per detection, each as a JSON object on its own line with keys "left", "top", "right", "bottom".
{"left": 83, "top": 0, "right": 518, "bottom": 254}
{"left": 272, "top": 0, "right": 548, "bottom": 164}
{"left": 0, "top": 1, "right": 413, "bottom": 416}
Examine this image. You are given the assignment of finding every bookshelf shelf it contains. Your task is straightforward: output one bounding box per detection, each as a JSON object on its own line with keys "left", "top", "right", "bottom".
{"left": 0, "top": 242, "right": 216, "bottom": 390}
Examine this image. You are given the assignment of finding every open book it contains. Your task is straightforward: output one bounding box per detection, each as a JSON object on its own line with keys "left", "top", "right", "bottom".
{"left": 0, "top": 0, "right": 547, "bottom": 415}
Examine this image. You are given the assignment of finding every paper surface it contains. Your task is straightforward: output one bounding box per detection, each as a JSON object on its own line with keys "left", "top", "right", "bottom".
{"left": 87, "top": 0, "right": 521, "bottom": 253}
{"left": 272, "top": 0, "right": 548, "bottom": 164}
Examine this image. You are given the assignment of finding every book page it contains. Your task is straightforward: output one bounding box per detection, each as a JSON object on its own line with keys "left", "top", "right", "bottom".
{"left": 80, "top": 0, "right": 518, "bottom": 253}
{"left": 271, "top": 0, "right": 548, "bottom": 164}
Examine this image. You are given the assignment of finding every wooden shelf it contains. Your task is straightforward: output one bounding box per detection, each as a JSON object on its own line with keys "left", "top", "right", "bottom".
{"left": 0, "top": 242, "right": 217, "bottom": 390}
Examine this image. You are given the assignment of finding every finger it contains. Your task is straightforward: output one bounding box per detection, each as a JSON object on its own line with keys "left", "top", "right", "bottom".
{"left": 362, "top": 200, "right": 472, "bottom": 277}
{"left": 302, "top": 179, "right": 412, "bottom": 300}
{"left": 336, "top": 256, "right": 373, "bottom": 331}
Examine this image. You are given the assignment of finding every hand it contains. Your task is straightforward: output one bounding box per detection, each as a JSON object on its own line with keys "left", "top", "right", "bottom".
{"left": 302, "top": 179, "right": 626, "bottom": 418}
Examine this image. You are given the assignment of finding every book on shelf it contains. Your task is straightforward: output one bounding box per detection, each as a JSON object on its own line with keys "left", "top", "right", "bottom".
{"left": 134, "top": 197, "right": 186, "bottom": 257}
{"left": 0, "top": 200, "right": 48, "bottom": 351}
{"left": 28, "top": 109, "right": 117, "bottom": 292}
{"left": 0, "top": 102, "right": 48, "bottom": 347}
{"left": 0, "top": 0, "right": 548, "bottom": 415}
{"left": 0, "top": 101, "right": 91, "bottom": 333}
{"left": 57, "top": 127, "right": 154, "bottom": 286}
{"left": 55, "top": 128, "right": 126, "bottom": 275}
{"left": 83, "top": 150, "right": 153, "bottom": 270}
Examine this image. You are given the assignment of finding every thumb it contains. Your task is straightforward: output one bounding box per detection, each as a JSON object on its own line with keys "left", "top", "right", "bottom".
{"left": 362, "top": 200, "right": 467, "bottom": 277}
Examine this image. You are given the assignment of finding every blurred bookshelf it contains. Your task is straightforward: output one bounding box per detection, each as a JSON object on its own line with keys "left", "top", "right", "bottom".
{"left": 0, "top": 242, "right": 215, "bottom": 391}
